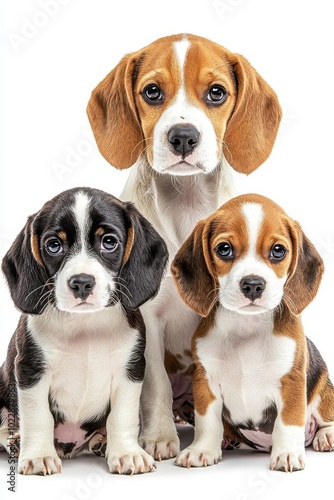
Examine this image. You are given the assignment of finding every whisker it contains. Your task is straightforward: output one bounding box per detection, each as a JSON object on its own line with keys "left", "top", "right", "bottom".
{"left": 25, "top": 278, "right": 55, "bottom": 301}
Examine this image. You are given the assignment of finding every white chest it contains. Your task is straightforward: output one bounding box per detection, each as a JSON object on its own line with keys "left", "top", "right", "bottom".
{"left": 196, "top": 311, "right": 296, "bottom": 426}
{"left": 28, "top": 307, "right": 137, "bottom": 423}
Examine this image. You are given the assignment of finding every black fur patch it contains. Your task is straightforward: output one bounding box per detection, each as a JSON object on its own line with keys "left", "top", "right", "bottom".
{"left": 125, "top": 309, "right": 146, "bottom": 382}
{"left": 306, "top": 336, "right": 328, "bottom": 401}
{"left": 15, "top": 316, "right": 47, "bottom": 390}
{"left": 81, "top": 411, "right": 109, "bottom": 439}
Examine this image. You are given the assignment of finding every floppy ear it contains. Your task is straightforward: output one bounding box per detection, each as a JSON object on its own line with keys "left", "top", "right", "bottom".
{"left": 223, "top": 53, "right": 282, "bottom": 174}
{"left": 2, "top": 215, "right": 49, "bottom": 314}
{"left": 171, "top": 220, "right": 218, "bottom": 317}
{"left": 87, "top": 52, "right": 144, "bottom": 169}
{"left": 118, "top": 204, "right": 168, "bottom": 310}
{"left": 283, "top": 220, "right": 324, "bottom": 315}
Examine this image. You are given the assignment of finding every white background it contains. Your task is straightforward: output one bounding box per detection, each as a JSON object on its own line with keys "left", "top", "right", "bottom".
{"left": 1, "top": 0, "right": 333, "bottom": 498}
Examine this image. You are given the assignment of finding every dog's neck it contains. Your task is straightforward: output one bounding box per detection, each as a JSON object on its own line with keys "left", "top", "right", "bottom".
{"left": 217, "top": 306, "right": 275, "bottom": 341}
{"left": 121, "top": 158, "right": 236, "bottom": 257}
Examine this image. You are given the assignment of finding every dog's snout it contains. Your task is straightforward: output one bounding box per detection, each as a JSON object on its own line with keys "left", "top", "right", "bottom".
{"left": 240, "top": 275, "right": 266, "bottom": 302}
{"left": 168, "top": 125, "right": 200, "bottom": 157}
{"left": 68, "top": 273, "right": 96, "bottom": 300}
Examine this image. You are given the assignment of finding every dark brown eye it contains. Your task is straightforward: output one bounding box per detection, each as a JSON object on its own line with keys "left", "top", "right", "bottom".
{"left": 206, "top": 85, "right": 228, "bottom": 105}
{"left": 270, "top": 244, "right": 287, "bottom": 261}
{"left": 143, "top": 84, "right": 164, "bottom": 104}
{"left": 45, "top": 237, "right": 63, "bottom": 256}
{"left": 216, "top": 242, "right": 233, "bottom": 259}
{"left": 101, "top": 234, "right": 118, "bottom": 252}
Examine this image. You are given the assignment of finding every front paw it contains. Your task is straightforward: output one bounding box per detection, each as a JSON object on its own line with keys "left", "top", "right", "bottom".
{"left": 313, "top": 426, "right": 334, "bottom": 452}
{"left": 175, "top": 446, "right": 222, "bottom": 468}
{"left": 19, "top": 455, "right": 62, "bottom": 475}
{"left": 107, "top": 447, "right": 156, "bottom": 475}
{"left": 270, "top": 449, "right": 306, "bottom": 472}
{"left": 139, "top": 431, "right": 180, "bottom": 460}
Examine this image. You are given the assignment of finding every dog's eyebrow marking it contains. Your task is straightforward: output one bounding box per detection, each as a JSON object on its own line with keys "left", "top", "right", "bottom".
{"left": 242, "top": 203, "right": 264, "bottom": 256}
{"left": 31, "top": 233, "right": 44, "bottom": 267}
{"left": 122, "top": 226, "right": 134, "bottom": 266}
{"left": 57, "top": 231, "right": 67, "bottom": 241}
{"left": 95, "top": 227, "right": 104, "bottom": 236}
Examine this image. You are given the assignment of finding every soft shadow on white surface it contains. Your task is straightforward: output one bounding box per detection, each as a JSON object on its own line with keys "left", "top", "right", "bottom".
{"left": 1, "top": 424, "right": 333, "bottom": 500}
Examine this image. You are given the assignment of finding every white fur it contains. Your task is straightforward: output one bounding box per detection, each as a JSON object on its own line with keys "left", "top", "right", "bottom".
{"left": 27, "top": 306, "right": 137, "bottom": 424}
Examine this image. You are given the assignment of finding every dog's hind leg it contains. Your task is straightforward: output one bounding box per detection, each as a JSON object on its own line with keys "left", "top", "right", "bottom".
{"left": 312, "top": 378, "right": 334, "bottom": 452}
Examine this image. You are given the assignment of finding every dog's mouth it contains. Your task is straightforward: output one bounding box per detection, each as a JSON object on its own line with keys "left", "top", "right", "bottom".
{"left": 162, "top": 161, "right": 205, "bottom": 176}
{"left": 58, "top": 301, "right": 104, "bottom": 314}
{"left": 239, "top": 303, "right": 269, "bottom": 315}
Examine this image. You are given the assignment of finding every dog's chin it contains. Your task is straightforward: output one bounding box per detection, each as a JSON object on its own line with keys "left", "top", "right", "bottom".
{"left": 164, "top": 162, "right": 204, "bottom": 176}
{"left": 158, "top": 161, "right": 207, "bottom": 176}
{"left": 57, "top": 302, "right": 108, "bottom": 314}
{"left": 222, "top": 302, "right": 271, "bottom": 316}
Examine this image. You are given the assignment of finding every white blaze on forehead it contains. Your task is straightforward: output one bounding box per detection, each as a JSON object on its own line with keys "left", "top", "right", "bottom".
{"left": 173, "top": 38, "right": 190, "bottom": 87}
{"left": 172, "top": 39, "right": 191, "bottom": 112}
{"left": 242, "top": 203, "right": 264, "bottom": 255}
{"left": 72, "top": 191, "right": 91, "bottom": 250}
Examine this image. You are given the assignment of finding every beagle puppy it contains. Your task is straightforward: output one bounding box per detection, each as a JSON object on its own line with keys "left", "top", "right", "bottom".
{"left": 0, "top": 187, "right": 168, "bottom": 475}
{"left": 87, "top": 33, "right": 282, "bottom": 459}
{"left": 171, "top": 194, "right": 334, "bottom": 471}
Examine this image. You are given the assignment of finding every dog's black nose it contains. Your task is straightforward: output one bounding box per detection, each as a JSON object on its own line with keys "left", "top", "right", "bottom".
{"left": 168, "top": 125, "right": 200, "bottom": 157}
{"left": 240, "top": 275, "right": 266, "bottom": 301}
{"left": 68, "top": 273, "right": 96, "bottom": 300}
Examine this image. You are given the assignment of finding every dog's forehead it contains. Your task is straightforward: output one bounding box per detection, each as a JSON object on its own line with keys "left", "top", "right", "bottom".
{"left": 211, "top": 195, "right": 291, "bottom": 245}
{"left": 135, "top": 34, "right": 235, "bottom": 91}
{"left": 37, "top": 189, "right": 125, "bottom": 237}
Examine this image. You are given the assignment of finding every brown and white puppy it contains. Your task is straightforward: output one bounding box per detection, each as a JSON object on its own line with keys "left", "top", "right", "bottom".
{"left": 0, "top": 187, "right": 168, "bottom": 475}
{"left": 172, "top": 193, "right": 334, "bottom": 471}
{"left": 87, "top": 33, "right": 282, "bottom": 459}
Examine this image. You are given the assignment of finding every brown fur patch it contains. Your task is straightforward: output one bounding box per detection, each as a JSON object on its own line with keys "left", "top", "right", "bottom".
{"left": 94, "top": 227, "right": 104, "bottom": 237}
{"left": 191, "top": 311, "right": 217, "bottom": 415}
{"left": 31, "top": 233, "right": 44, "bottom": 267}
{"left": 317, "top": 379, "right": 334, "bottom": 423}
{"left": 164, "top": 350, "right": 185, "bottom": 374}
{"left": 122, "top": 226, "right": 134, "bottom": 266}
{"left": 274, "top": 311, "right": 307, "bottom": 427}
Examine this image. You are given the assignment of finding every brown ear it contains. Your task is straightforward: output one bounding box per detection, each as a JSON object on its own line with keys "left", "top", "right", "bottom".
{"left": 171, "top": 220, "right": 217, "bottom": 317}
{"left": 87, "top": 53, "right": 144, "bottom": 169}
{"left": 223, "top": 53, "right": 282, "bottom": 174}
{"left": 284, "top": 221, "right": 324, "bottom": 315}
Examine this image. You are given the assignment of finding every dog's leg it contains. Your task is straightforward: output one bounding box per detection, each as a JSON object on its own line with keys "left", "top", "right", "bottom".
{"left": 312, "top": 379, "right": 334, "bottom": 452}
{"left": 106, "top": 378, "right": 156, "bottom": 474}
{"left": 138, "top": 323, "right": 180, "bottom": 460}
{"left": 175, "top": 383, "right": 223, "bottom": 468}
{"left": 17, "top": 376, "right": 61, "bottom": 475}
{"left": 270, "top": 370, "right": 307, "bottom": 472}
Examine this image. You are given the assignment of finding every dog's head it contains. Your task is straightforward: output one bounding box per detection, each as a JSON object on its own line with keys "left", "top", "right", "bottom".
{"left": 87, "top": 33, "right": 282, "bottom": 176}
{"left": 171, "top": 194, "right": 324, "bottom": 317}
{"left": 2, "top": 188, "right": 168, "bottom": 314}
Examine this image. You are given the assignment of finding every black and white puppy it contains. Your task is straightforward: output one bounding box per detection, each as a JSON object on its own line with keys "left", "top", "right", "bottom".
{"left": 0, "top": 187, "right": 168, "bottom": 475}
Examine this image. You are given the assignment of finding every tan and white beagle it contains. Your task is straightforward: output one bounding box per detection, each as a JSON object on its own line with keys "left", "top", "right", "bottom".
{"left": 87, "top": 34, "right": 282, "bottom": 459}
{"left": 172, "top": 193, "right": 334, "bottom": 471}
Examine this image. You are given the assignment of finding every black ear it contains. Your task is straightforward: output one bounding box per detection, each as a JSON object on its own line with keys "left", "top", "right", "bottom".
{"left": 2, "top": 215, "right": 49, "bottom": 314}
{"left": 118, "top": 204, "right": 168, "bottom": 310}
